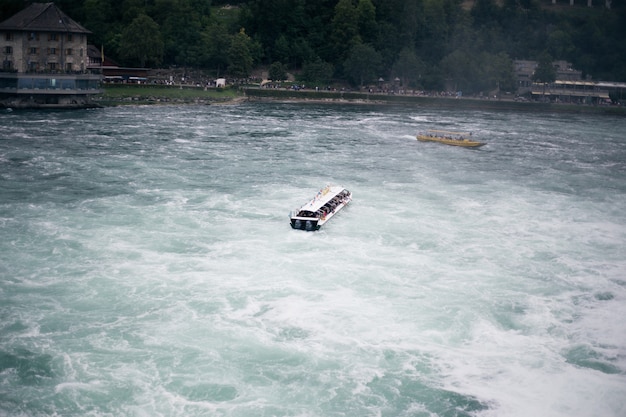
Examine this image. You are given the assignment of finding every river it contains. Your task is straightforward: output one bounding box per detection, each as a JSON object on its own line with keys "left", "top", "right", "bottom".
{"left": 1, "top": 103, "right": 625, "bottom": 417}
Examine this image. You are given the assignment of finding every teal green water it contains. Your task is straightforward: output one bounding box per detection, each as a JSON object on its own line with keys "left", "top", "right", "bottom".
{"left": 1, "top": 104, "right": 625, "bottom": 417}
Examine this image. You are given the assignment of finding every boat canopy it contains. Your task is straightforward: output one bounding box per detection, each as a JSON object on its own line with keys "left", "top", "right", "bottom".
{"left": 297, "top": 186, "right": 346, "bottom": 213}
{"left": 424, "top": 129, "right": 470, "bottom": 136}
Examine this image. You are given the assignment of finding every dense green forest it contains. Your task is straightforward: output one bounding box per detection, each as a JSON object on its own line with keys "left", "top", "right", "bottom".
{"left": 2, "top": 0, "right": 626, "bottom": 93}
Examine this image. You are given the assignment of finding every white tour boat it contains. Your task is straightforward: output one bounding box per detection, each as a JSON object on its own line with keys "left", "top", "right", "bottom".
{"left": 290, "top": 186, "right": 352, "bottom": 231}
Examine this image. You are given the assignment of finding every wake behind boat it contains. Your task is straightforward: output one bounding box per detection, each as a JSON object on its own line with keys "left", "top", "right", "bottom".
{"left": 290, "top": 186, "right": 352, "bottom": 231}
{"left": 417, "top": 130, "right": 485, "bottom": 148}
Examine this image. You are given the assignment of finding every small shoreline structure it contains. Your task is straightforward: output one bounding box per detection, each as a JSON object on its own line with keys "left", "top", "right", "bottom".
{"left": 290, "top": 186, "right": 352, "bottom": 231}
{"left": 417, "top": 130, "right": 485, "bottom": 148}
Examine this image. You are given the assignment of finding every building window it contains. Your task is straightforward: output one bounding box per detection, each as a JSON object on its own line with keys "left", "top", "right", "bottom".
{"left": 29, "top": 32, "right": 39, "bottom": 41}
{"left": 30, "top": 47, "right": 38, "bottom": 54}
{"left": 67, "top": 34, "right": 73, "bottom": 42}
{"left": 48, "top": 62, "right": 57, "bottom": 71}
{"left": 49, "top": 33, "right": 58, "bottom": 41}
{"left": 48, "top": 47, "right": 57, "bottom": 55}
{"left": 65, "top": 63, "right": 73, "bottom": 72}
{"left": 5, "top": 32, "right": 13, "bottom": 41}
{"left": 3, "top": 46, "right": 12, "bottom": 54}
{"left": 2, "top": 60, "right": 13, "bottom": 70}
{"left": 29, "top": 62, "right": 38, "bottom": 72}
{"left": 66, "top": 48, "right": 73, "bottom": 55}
{"left": 79, "top": 48, "right": 83, "bottom": 57}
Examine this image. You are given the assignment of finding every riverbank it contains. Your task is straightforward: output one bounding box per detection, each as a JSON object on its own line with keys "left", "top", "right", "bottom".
{"left": 243, "top": 87, "right": 626, "bottom": 116}
{"left": 96, "top": 84, "right": 626, "bottom": 116}
{"left": 95, "top": 83, "right": 241, "bottom": 106}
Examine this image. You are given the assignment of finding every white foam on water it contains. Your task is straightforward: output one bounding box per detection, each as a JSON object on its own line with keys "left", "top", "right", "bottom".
{"left": 1, "top": 105, "right": 625, "bottom": 417}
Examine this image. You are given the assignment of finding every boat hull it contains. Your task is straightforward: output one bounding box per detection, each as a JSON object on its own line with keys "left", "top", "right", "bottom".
{"left": 417, "top": 135, "right": 485, "bottom": 148}
{"left": 290, "top": 218, "right": 320, "bottom": 231}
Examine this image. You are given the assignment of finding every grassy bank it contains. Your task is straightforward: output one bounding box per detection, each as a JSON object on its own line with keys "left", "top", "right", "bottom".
{"left": 97, "top": 83, "right": 241, "bottom": 106}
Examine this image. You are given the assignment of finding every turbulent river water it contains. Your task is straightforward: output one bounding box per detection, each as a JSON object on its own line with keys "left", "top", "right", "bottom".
{"left": 1, "top": 103, "right": 625, "bottom": 417}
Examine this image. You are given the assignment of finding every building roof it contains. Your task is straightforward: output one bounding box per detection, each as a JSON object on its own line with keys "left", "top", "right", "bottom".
{"left": 0, "top": 2, "right": 91, "bottom": 34}
{"left": 87, "top": 44, "right": 119, "bottom": 67}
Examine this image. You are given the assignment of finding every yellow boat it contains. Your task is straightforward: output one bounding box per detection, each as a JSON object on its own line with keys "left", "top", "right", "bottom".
{"left": 417, "top": 130, "right": 485, "bottom": 148}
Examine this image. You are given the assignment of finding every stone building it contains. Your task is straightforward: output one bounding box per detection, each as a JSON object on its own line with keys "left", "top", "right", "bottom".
{"left": 0, "top": 2, "right": 101, "bottom": 108}
{"left": 514, "top": 59, "right": 624, "bottom": 104}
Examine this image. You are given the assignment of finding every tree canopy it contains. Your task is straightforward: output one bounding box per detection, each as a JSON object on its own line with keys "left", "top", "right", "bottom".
{"left": 119, "top": 14, "right": 164, "bottom": 68}
{"left": 4, "top": 0, "right": 625, "bottom": 92}
{"left": 532, "top": 53, "right": 558, "bottom": 84}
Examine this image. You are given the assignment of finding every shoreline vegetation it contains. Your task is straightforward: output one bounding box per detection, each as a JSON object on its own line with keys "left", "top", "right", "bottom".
{"left": 96, "top": 84, "right": 626, "bottom": 116}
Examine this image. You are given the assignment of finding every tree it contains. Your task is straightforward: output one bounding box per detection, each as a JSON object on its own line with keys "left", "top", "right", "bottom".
{"left": 356, "top": 0, "right": 377, "bottom": 44}
{"left": 228, "top": 28, "right": 254, "bottom": 79}
{"left": 200, "top": 20, "right": 231, "bottom": 76}
{"left": 301, "top": 58, "right": 334, "bottom": 84}
{"left": 440, "top": 49, "right": 476, "bottom": 93}
{"left": 419, "top": 0, "right": 450, "bottom": 64}
{"left": 392, "top": 48, "right": 424, "bottom": 88}
{"left": 120, "top": 0, "right": 146, "bottom": 23}
{"left": 471, "top": 0, "right": 500, "bottom": 28}
{"left": 396, "top": 0, "right": 422, "bottom": 49}
{"left": 13, "top": 0, "right": 626, "bottom": 84}
{"left": 0, "top": 0, "right": 28, "bottom": 22}
{"left": 154, "top": 0, "right": 206, "bottom": 66}
{"left": 238, "top": 0, "right": 310, "bottom": 65}
{"left": 119, "top": 14, "right": 164, "bottom": 67}
{"left": 273, "top": 34, "right": 291, "bottom": 64}
{"left": 343, "top": 43, "right": 382, "bottom": 87}
{"left": 268, "top": 61, "right": 287, "bottom": 81}
{"left": 330, "top": 0, "right": 361, "bottom": 64}
{"left": 488, "top": 52, "right": 516, "bottom": 93}
{"left": 290, "top": 37, "right": 316, "bottom": 69}
{"left": 532, "top": 53, "right": 556, "bottom": 100}
{"left": 546, "top": 29, "right": 575, "bottom": 62}
{"left": 82, "top": 0, "right": 116, "bottom": 47}
{"left": 532, "top": 53, "right": 556, "bottom": 84}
